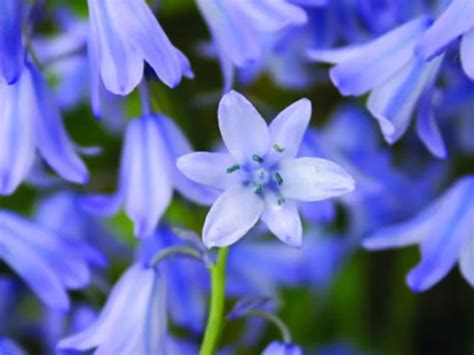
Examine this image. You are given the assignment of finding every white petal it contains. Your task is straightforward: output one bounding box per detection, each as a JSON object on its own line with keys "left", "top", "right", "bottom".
{"left": 203, "top": 186, "right": 264, "bottom": 248}
{"left": 218, "top": 91, "right": 270, "bottom": 163}
{"left": 278, "top": 158, "right": 355, "bottom": 202}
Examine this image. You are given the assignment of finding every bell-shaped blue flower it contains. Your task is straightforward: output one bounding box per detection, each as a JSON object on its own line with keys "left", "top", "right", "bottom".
{"left": 81, "top": 113, "right": 218, "bottom": 238}
{"left": 363, "top": 176, "right": 474, "bottom": 292}
{"left": 87, "top": 0, "right": 193, "bottom": 114}
{"left": 0, "top": 0, "right": 24, "bottom": 84}
{"left": 263, "top": 341, "right": 303, "bottom": 355}
{"left": 0, "top": 62, "right": 89, "bottom": 195}
{"left": 416, "top": 0, "right": 474, "bottom": 80}
{"left": 309, "top": 16, "right": 447, "bottom": 158}
{"left": 0, "top": 210, "right": 99, "bottom": 310}
{"left": 178, "top": 91, "right": 355, "bottom": 248}
{"left": 58, "top": 263, "right": 167, "bottom": 355}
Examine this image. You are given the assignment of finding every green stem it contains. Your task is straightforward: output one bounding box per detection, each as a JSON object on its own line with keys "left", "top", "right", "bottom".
{"left": 200, "top": 247, "right": 229, "bottom": 355}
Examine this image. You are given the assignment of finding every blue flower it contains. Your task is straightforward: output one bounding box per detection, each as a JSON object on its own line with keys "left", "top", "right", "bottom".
{"left": 0, "top": 210, "right": 99, "bottom": 310}
{"left": 309, "top": 16, "right": 447, "bottom": 158}
{"left": 263, "top": 341, "right": 303, "bottom": 355}
{"left": 0, "top": 0, "right": 24, "bottom": 84}
{"left": 196, "top": 0, "right": 308, "bottom": 91}
{"left": 87, "top": 0, "right": 193, "bottom": 114}
{"left": 363, "top": 176, "right": 474, "bottom": 292}
{"left": 416, "top": 0, "right": 474, "bottom": 80}
{"left": 58, "top": 263, "right": 167, "bottom": 355}
{"left": 81, "top": 113, "right": 217, "bottom": 238}
{"left": 177, "top": 91, "right": 355, "bottom": 248}
{"left": 0, "top": 62, "right": 89, "bottom": 195}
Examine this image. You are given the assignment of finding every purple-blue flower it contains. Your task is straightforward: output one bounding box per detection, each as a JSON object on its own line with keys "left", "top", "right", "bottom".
{"left": 263, "top": 341, "right": 303, "bottom": 355}
{"left": 309, "top": 16, "right": 447, "bottom": 158}
{"left": 0, "top": 61, "right": 89, "bottom": 195}
{"left": 0, "top": 210, "right": 99, "bottom": 310}
{"left": 363, "top": 176, "right": 474, "bottom": 292}
{"left": 416, "top": 0, "right": 474, "bottom": 80}
{"left": 81, "top": 113, "right": 217, "bottom": 238}
{"left": 58, "top": 263, "right": 167, "bottom": 354}
{"left": 0, "top": 0, "right": 24, "bottom": 84}
{"left": 87, "top": 0, "right": 193, "bottom": 115}
{"left": 177, "top": 91, "right": 355, "bottom": 248}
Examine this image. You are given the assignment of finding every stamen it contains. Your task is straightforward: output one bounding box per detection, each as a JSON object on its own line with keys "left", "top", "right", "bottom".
{"left": 277, "top": 197, "right": 285, "bottom": 205}
{"left": 226, "top": 164, "right": 240, "bottom": 173}
{"left": 254, "top": 183, "right": 263, "bottom": 195}
{"left": 252, "top": 154, "right": 264, "bottom": 164}
{"left": 274, "top": 172, "right": 283, "bottom": 185}
{"left": 273, "top": 144, "right": 285, "bottom": 153}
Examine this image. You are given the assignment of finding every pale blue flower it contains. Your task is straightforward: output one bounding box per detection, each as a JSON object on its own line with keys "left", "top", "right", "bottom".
{"left": 177, "top": 91, "right": 355, "bottom": 248}
{"left": 416, "top": 0, "right": 474, "bottom": 80}
{"left": 0, "top": 210, "right": 99, "bottom": 310}
{"left": 58, "top": 263, "right": 167, "bottom": 355}
{"left": 363, "top": 176, "right": 474, "bottom": 292}
{"left": 0, "top": 0, "right": 24, "bottom": 84}
{"left": 0, "top": 62, "right": 89, "bottom": 195}
{"left": 263, "top": 341, "right": 303, "bottom": 355}
{"left": 309, "top": 16, "right": 447, "bottom": 158}
{"left": 81, "top": 114, "right": 217, "bottom": 238}
{"left": 87, "top": 0, "right": 193, "bottom": 115}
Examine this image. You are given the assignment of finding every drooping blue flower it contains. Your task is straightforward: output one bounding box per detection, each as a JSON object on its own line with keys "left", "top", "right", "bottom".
{"left": 178, "top": 91, "right": 355, "bottom": 248}
{"left": 0, "top": 0, "right": 24, "bottom": 84}
{"left": 196, "top": 0, "right": 308, "bottom": 91}
{"left": 309, "top": 16, "right": 447, "bottom": 158}
{"left": 416, "top": 0, "right": 474, "bottom": 80}
{"left": 0, "top": 210, "right": 99, "bottom": 310}
{"left": 0, "top": 61, "right": 89, "bottom": 195}
{"left": 263, "top": 341, "right": 303, "bottom": 355}
{"left": 58, "top": 263, "right": 167, "bottom": 355}
{"left": 87, "top": 0, "right": 193, "bottom": 115}
{"left": 363, "top": 176, "right": 474, "bottom": 292}
{"left": 81, "top": 113, "right": 217, "bottom": 238}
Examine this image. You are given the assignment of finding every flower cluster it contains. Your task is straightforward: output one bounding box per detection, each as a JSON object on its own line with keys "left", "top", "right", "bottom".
{"left": 0, "top": 0, "right": 473, "bottom": 354}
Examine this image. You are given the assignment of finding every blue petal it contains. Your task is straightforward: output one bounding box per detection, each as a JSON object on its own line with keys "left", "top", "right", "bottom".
{"left": 367, "top": 55, "right": 443, "bottom": 144}
{"left": 87, "top": 0, "right": 144, "bottom": 95}
{"left": 122, "top": 116, "right": 173, "bottom": 238}
{"left": 459, "top": 235, "right": 474, "bottom": 286}
{"left": 460, "top": 28, "right": 474, "bottom": 80}
{"left": 326, "top": 16, "right": 432, "bottom": 96}
{"left": 110, "top": 0, "right": 191, "bottom": 88}
{"left": 0, "top": 338, "right": 25, "bottom": 355}
{"left": 27, "top": 63, "right": 89, "bottom": 184}
{"left": 416, "top": 0, "right": 474, "bottom": 60}
{"left": 0, "top": 0, "right": 24, "bottom": 83}
{"left": 0, "top": 74, "right": 35, "bottom": 195}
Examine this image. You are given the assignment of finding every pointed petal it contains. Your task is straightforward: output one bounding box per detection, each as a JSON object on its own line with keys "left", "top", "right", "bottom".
{"left": 79, "top": 194, "right": 122, "bottom": 216}
{"left": 177, "top": 152, "right": 240, "bottom": 191}
{"left": 460, "top": 29, "right": 474, "bottom": 80}
{"left": 459, "top": 236, "right": 474, "bottom": 286}
{"left": 416, "top": 0, "right": 474, "bottom": 60}
{"left": 278, "top": 158, "right": 355, "bottom": 202}
{"left": 267, "top": 98, "right": 311, "bottom": 163}
{"left": 87, "top": 0, "right": 144, "bottom": 95}
{"left": 406, "top": 177, "right": 474, "bottom": 291}
{"left": 203, "top": 186, "right": 264, "bottom": 248}
{"left": 0, "top": 76, "right": 35, "bottom": 195}
{"left": 218, "top": 91, "right": 270, "bottom": 163}
{"left": 27, "top": 63, "right": 89, "bottom": 184}
{"left": 122, "top": 116, "right": 172, "bottom": 238}
{"left": 87, "top": 13, "right": 102, "bottom": 117}
{"left": 110, "top": 0, "right": 188, "bottom": 88}
{"left": 416, "top": 86, "right": 447, "bottom": 158}
{"left": 261, "top": 196, "right": 303, "bottom": 248}
{"left": 367, "top": 55, "right": 443, "bottom": 144}
{"left": 329, "top": 16, "right": 432, "bottom": 95}
{"left": 0, "top": 0, "right": 24, "bottom": 83}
